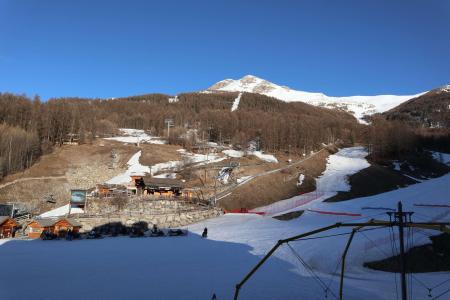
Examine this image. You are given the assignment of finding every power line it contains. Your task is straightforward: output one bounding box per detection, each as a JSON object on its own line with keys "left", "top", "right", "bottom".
{"left": 432, "top": 288, "right": 450, "bottom": 300}
{"left": 286, "top": 243, "right": 339, "bottom": 299}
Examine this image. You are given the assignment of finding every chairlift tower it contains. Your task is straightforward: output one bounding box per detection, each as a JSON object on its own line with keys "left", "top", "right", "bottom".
{"left": 233, "top": 201, "right": 450, "bottom": 300}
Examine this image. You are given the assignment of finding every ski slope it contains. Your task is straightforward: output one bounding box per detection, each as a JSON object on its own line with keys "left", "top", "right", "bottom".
{"left": 1, "top": 148, "right": 449, "bottom": 300}
{"left": 255, "top": 147, "right": 370, "bottom": 216}
{"left": 1, "top": 173, "right": 448, "bottom": 300}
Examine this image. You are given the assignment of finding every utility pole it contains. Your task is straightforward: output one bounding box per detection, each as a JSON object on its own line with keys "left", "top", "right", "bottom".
{"left": 394, "top": 201, "right": 411, "bottom": 300}
{"left": 234, "top": 202, "right": 448, "bottom": 300}
{"left": 164, "top": 118, "right": 174, "bottom": 139}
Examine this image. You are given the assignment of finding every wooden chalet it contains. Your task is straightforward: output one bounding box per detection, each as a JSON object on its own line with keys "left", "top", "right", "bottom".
{"left": 0, "top": 216, "right": 19, "bottom": 238}
{"left": 142, "top": 176, "right": 184, "bottom": 197}
{"left": 26, "top": 218, "right": 82, "bottom": 239}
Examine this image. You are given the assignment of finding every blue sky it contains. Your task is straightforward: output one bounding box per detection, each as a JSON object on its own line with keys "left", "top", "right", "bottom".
{"left": 0, "top": 0, "right": 449, "bottom": 100}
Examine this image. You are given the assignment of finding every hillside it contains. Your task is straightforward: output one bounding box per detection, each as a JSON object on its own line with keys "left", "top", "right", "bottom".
{"left": 384, "top": 85, "right": 450, "bottom": 128}
{"left": 207, "top": 75, "right": 425, "bottom": 122}
{"left": 0, "top": 92, "right": 359, "bottom": 180}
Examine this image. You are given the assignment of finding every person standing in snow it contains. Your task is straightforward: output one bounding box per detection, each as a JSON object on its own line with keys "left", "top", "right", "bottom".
{"left": 202, "top": 227, "right": 208, "bottom": 238}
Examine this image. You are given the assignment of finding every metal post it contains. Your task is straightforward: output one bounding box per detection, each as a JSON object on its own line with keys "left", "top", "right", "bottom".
{"left": 396, "top": 201, "right": 408, "bottom": 300}
{"left": 233, "top": 223, "right": 342, "bottom": 300}
{"left": 232, "top": 220, "right": 450, "bottom": 300}
{"left": 339, "top": 227, "right": 361, "bottom": 300}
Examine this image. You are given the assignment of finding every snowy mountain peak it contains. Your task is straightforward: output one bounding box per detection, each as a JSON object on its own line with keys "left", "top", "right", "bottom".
{"left": 206, "top": 75, "right": 426, "bottom": 123}
{"left": 208, "top": 74, "right": 279, "bottom": 94}
{"left": 438, "top": 84, "right": 450, "bottom": 93}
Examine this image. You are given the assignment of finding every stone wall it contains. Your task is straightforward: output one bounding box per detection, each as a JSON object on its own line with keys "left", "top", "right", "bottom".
{"left": 75, "top": 207, "right": 223, "bottom": 232}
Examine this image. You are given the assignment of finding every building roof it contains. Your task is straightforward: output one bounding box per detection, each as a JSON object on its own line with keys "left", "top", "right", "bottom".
{"left": 143, "top": 176, "right": 184, "bottom": 188}
{"left": 0, "top": 216, "right": 13, "bottom": 226}
{"left": 30, "top": 218, "right": 82, "bottom": 228}
{"left": 97, "top": 183, "right": 127, "bottom": 189}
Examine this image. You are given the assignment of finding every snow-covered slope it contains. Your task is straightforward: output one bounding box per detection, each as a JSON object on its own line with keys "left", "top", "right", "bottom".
{"left": 207, "top": 75, "right": 426, "bottom": 122}
{"left": 3, "top": 173, "right": 448, "bottom": 300}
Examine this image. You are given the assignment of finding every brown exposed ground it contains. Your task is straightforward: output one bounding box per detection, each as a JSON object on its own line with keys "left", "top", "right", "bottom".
{"left": 0, "top": 136, "right": 339, "bottom": 215}
{"left": 326, "top": 152, "right": 450, "bottom": 202}
{"left": 139, "top": 143, "right": 184, "bottom": 166}
{"left": 273, "top": 210, "right": 304, "bottom": 221}
{"left": 0, "top": 139, "right": 141, "bottom": 212}
{"left": 325, "top": 164, "right": 416, "bottom": 202}
{"left": 218, "top": 147, "right": 336, "bottom": 210}
{"left": 365, "top": 233, "right": 450, "bottom": 273}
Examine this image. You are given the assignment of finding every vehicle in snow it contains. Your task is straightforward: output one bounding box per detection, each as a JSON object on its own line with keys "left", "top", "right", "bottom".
{"left": 168, "top": 229, "right": 188, "bottom": 236}
{"left": 40, "top": 230, "right": 57, "bottom": 240}
{"left": 86, "top": 230, "right": 102, "bottom": 239}
{"left": 146, "top": 224, "right": 166, "bottom": 237}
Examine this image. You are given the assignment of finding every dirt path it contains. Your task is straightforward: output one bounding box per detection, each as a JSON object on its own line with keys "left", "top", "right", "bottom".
{"left": 0, "top": 176, "right": 66, "bottom": 190}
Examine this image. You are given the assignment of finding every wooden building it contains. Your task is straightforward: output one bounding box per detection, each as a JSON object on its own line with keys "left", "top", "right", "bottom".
{"left": 0, "top": 217, "right": 18, "bottom": 238}
{"left": 142, "top": 177, "right": 184, "bottom": 197}
{"left": 96, "top": 184, "right": 128, "bottom": 198}
{"left": 26, "top": 218, "right": 82, "bottom": 239}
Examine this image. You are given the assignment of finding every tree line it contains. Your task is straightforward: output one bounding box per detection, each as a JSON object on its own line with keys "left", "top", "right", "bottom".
{"left": 1, "top": 90, "right": 447, "bottom": 178}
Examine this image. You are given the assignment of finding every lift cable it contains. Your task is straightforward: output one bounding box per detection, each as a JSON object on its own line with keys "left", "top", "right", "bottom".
{"left": 290, "top": 226, "right": 388, "bottom": 242}
{"left": 431, "top": 288, "right": 450, "bottom": 300}
{"left": 286, "top": 242, "right": 339, "bottom": 299}
{"left": 398, "top": 213, "right": 450, "bottom": 298}
{"left": 324, "top": 255, "right": 342, "bottom": 295}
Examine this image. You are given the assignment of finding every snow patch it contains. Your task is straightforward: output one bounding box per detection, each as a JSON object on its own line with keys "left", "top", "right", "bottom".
{"left": 106, "top": 151, "right": 150, "bottom": 184}
{"left": 250, "top": 151, "right": 278, "bottom": 163}
{"left": 104, "top": 128, "right": 165, "bottom": 144}
{"left": 168, "top": 95, "right": 179, "bottom": 103}
{"left": 153, "top": 173, "right": 177, "bottom": 179}
{"left": 431, "top": 151, "right": 450, "bottom": 166}
{"left": 237, "top": 175, "right": 252, "bottom": 184}
{"left": 223, "top": 149, "right": 278, "bottom": 163}
{"left": 39, "top": 204, "right": 84, "bottom": 218}
{"left": 222, "top": 149, "right": 244, "bottom": 158}
{"left": 297, "top": 174, "right": 305, "bottom": 187}
{"left": 231, "top": 92, "right": 242, "bottom": 112}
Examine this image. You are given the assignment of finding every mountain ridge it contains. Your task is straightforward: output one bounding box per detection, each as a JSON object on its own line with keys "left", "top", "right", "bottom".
{"left": 206, "top": 75, "right": 427, "bottom": 122}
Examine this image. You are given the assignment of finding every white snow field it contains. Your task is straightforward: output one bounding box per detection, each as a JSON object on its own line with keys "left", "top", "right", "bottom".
{"left": 104, "top": 128, "right": 165, "bottom": 144}
{"left": 1, "top": 148, "right": 449, "bottom": 300}
{"left": 1, "top": 174, "right": 449, "bottom": 299}
{"left": 208, "top": 75, "right": 425, "bottom": 122}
